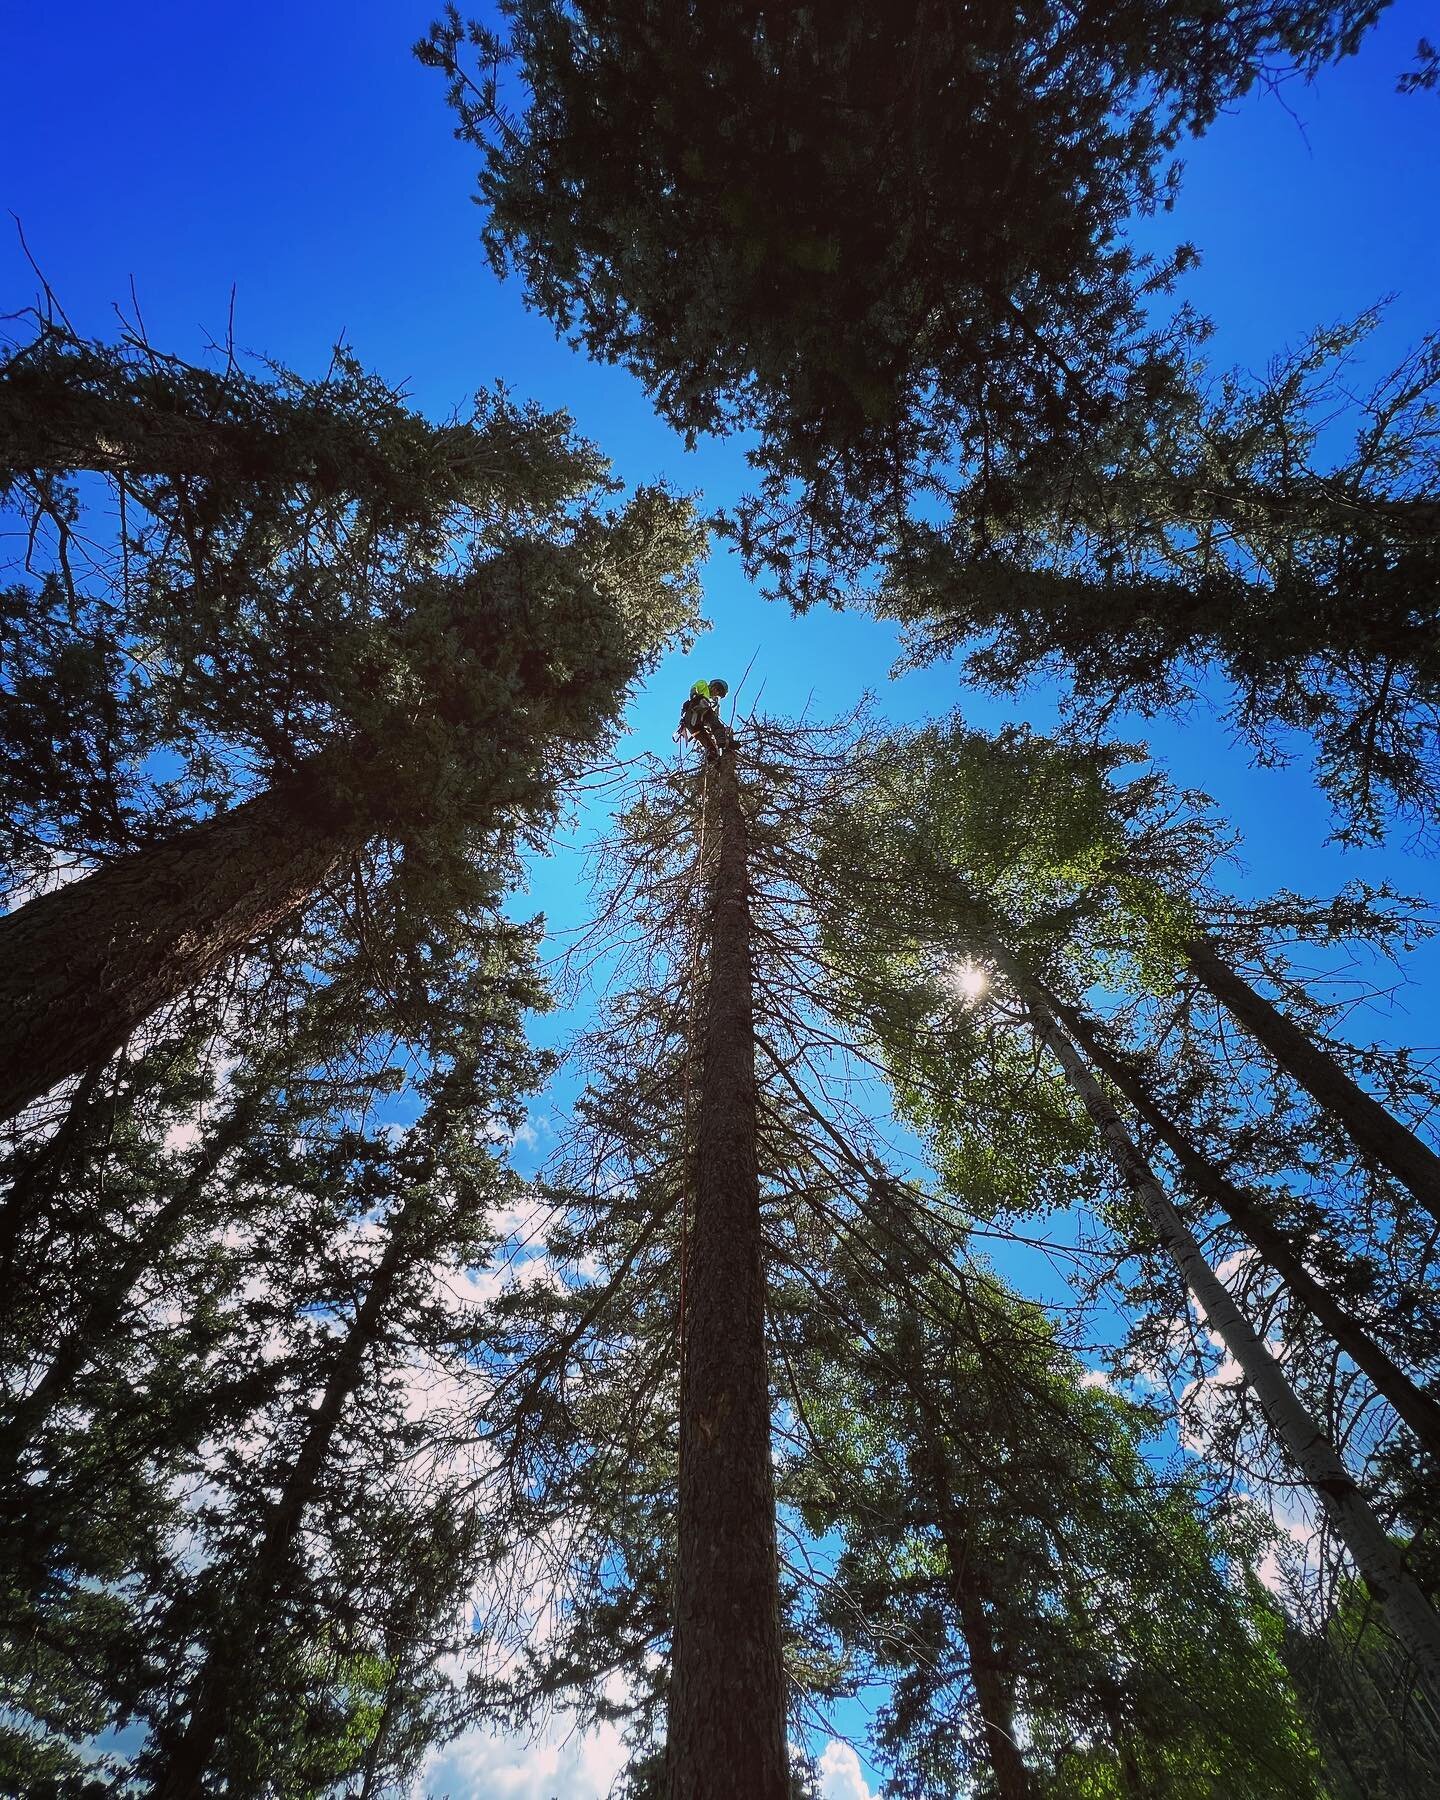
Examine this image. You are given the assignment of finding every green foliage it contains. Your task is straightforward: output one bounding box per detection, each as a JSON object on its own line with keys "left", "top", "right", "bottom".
{"left": 0, "top": 316, "right": 710, "bottom": 1790}
{"left": 0, "top": 314, "right": 611, "bottom": 542}
{"left": 1282, "top": 1604, "right": 1440, "bottom": 1799}
{"left": 6, "top": 273, "right": 1436, "bottom": 1799}
{"left": 422, "top": 6, "right": 1440, "bottom": 839}
{"left": 791, "top": 1258, "right": 1325, "bottom": 1797}
{"left": 400, "top": 719, "right": 1357, "bottom": 1795}
{"left": 0, "top": 320, "right": 705, "bottom": 956}
{"left": 801, "top": 719, "right": 1211, "bottom": 1227}
{"left": 0, "top": 923, "right": 556, "bottom": 1790}
{"left": 423, "top": 1, "right": 1380, "bottom": 598}
{"left": 802, "top": 712, "right": 1440, "bottom": 1773}
{"left": 878, "top": 315, "right": 1440, "bottom": 840}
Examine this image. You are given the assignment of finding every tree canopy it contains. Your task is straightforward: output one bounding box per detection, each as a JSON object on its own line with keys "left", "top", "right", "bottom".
{"left": 423, "top": 0, "right": 1380, "bottom": 517}
{"left": 423, "top": 1, "right": 1440, "bottom": 841}
{"left": 7, "top": 6, "right": 1440, "bottom": 1793}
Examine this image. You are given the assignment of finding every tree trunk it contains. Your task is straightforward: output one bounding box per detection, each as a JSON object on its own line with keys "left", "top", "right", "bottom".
{"left": 1004, "top": 966, "right": 1440, "bottom": 1692}
{"left": 149, "top": 1206, "right": 416, "bottom": 1798}
{"left": 2, "top": 1097, "right": 257, "bottom": 1456}
{"left": 667, "top": 747, "right": 789, "bottom": 1800}
{"left": 0, "top": 1059, "right": 107, "bottom": 1276}
{"left": 1098, "top": 1688, "right": 1144, "bottom": 1799}
{"left": 1042, "top": 988, "right": 1440, "bottom": 1460}
{"left": 1186, "top": 935, "right": 1440, "bottom": 1222}
{"left": 934, "top": 1508, "right": 1031, "bottom": 1800}
{"left": 0, "top": 763, "right": 359, "bottom": 1125}
{"left": 358, "top": 1664, "right": 405, "bottom": 1800}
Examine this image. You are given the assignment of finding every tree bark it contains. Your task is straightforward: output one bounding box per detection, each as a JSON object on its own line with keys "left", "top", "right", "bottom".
{"left": 358, "top": 1664, "right": 405, "bottom": 1800}
{"left": 149, "top": 1205, "right": 416, "bottom": 1799}
{"left": 1185, "top": 934, "right": 1440, "bottom": 1222}
{"left": 934, "top": 1508, "right": 1031, "bottom": 1800}
{"left": 1042, "top": 988, "right": 1440, "bottom": 1460}
{"left": 1006, "top": 968, "right": 1440, "bottom": 1692}
{"left": 0, "top": 762, "right": 359, "bottom": 1125}
{"left": 667, "top": 746, "right": 789, "bottom": 1800}
{"left": 1099, "top": 1688, "right": 1144, "bottom": 1799}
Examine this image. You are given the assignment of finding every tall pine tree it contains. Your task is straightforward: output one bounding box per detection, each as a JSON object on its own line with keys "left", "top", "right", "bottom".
{"left": 0, "top": 321, "right": 703, "bottom": 1119}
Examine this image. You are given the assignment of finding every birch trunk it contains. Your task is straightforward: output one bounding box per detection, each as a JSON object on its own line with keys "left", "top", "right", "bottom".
{"left": 666, "top": 746, "right": 789, "bottom": 1800}
{"left": 1186, "top": 935, "right": 1440, "bottom": 1221}
{"left": 1042, "top": 988, "right": 1440, "bottom": 1460}
{"left": 1004, "top": 966, "right": 1440, "bottom": 1692}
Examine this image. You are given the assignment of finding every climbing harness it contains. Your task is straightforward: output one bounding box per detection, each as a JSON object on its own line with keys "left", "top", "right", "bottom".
{"left": 673, "top": 677, "right": 731, "bottom": 761}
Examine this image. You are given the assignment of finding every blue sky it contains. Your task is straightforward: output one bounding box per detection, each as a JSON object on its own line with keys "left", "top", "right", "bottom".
{"left": 3, "top": 0, "right": 1436, "bottom": 919}
{"left": 4, "top": 4, "right": 1438, "bottom": 1794}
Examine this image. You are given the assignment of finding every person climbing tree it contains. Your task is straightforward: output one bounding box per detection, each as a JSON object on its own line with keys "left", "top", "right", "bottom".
{"left": 675, "top": 678, "right": 730, "bottom": 760}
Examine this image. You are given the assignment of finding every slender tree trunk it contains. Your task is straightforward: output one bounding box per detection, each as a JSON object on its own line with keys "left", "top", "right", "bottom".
{"left": 667, "top": 747, "right": 789, "bottom": 1800}
{"left": 1098, "top": 1688, "right": 1144, "bottom": 1799}
{"left": 149, "top": 1206, "right": 417, "bottom": 1799}
{"left": 1003, "top": 965, "right": 1440, "bottom": 1691}
{"left": 1042, "top": 988, "right": 1440, "bottom": 1460}
{"left": 0, "top": 762, "right": 360, "bottom": 1125}
{"left": 2, "top": 1098, "right": 257, "bottom": 1456}
{"left": 0, "top": 1059, "right": 107, "bottom": 1276}
{"left": 358, "top": 1665, "right": 404, "bottom": 1800}
{"left": 1186, "top": 935, "right": 1440, "bottom": 1221}
{"left": 933, "top": 1506, "right": 1031, "bottom": 1800}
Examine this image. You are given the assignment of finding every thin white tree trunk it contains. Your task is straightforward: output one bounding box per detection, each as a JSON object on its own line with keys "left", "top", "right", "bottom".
{"left": 1003, "top": 963, "right": 1440, "bottom": 1691}
{"left": 1038, "top": 982, "right": 1440, "bottom": 1458}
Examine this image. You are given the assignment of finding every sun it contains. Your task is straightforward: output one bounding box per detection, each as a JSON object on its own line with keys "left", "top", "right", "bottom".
{"left": 944, "top": 959, "right": 990, "bottom": 1005}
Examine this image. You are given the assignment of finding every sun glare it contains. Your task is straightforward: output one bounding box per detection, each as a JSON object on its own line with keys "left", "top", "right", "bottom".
{"left": 945, "top": 959, "right": 990, "bottom": 1005}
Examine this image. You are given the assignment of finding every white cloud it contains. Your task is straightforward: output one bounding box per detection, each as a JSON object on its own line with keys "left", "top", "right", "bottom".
{"left": 5, "top": 854, "right": 90, "bottom": 911}
{"left": 420, "top": 1716, "right": 627, "bottom": 1800}
{"left": 816, "top": 1739, "right": 879, "bottom": 1800}
{"left": 512, "top": 1113, "right": 553, "bottom": 1155}
{"left": 163, "top": 1116, "right": 204, "bottom": 1154}
{"left": 481, "top": 1113, "right": 553, "bottom": 1156}
{"left": 423, "top": 1728, "right": 882, "bottom": 1800}
{"left": 1249, "top": 1485, "right": 1323, "bottom": 1597}
{"left": 490, "top": 1193, "right": 561, "bottom": 1248}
